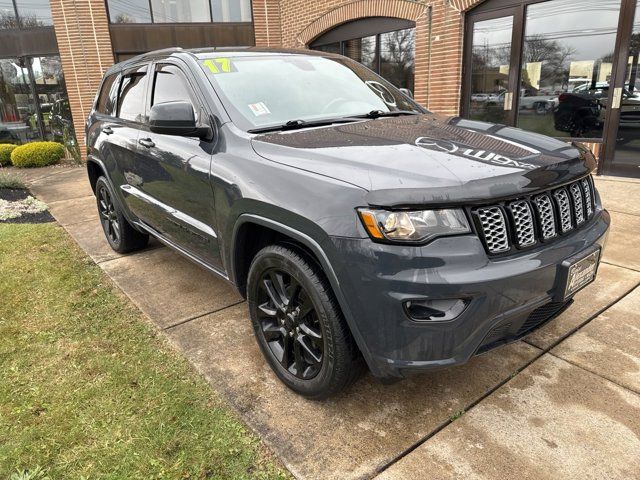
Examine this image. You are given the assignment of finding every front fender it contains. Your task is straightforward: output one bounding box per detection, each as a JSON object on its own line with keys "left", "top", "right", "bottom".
{"left": 229, "top": 213, "right": 379, "bottom": 376}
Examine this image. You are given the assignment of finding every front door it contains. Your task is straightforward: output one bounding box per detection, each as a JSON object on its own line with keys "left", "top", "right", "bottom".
{"left": 131, "top": 61, "right": 222, "bottom": 269}
{"left": 463, "top": 8, "right": 522, "bottom": 125}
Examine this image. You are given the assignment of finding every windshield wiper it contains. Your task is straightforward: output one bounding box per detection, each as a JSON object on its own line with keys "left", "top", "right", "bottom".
{"left": 355, "top": 109, "right": 422, "bottom": 119}
{"left": 247, "top": 110, "right": 422, "bottom": 134}
{"left": 247, "top": 117, "right": 362, "bottom": 134}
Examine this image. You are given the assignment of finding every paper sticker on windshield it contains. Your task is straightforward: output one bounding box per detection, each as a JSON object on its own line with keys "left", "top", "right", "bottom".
{"left": 248, "top": 102, "right": 271, "bottom": 116}
{"left": 202, "top": 58, "right": 235, "bottom": 74}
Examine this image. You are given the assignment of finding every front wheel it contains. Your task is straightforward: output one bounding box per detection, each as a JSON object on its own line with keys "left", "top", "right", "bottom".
{"left": 247, "top": 244, "right": 363, "bottom": 399}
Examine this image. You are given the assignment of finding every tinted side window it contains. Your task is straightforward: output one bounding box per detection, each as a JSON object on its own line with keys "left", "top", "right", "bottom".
{"left": 118, "top": 71, "right": 148, "bottom": 122}
{"left": 96, "top": 73, "right": 119, "bottom": 115}
{"left": 152, "top": 65, "right": 193, "bottom": 106}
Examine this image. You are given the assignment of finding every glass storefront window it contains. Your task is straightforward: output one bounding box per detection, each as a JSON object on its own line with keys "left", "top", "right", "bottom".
{"left": 106, "top": 0, "right": 252, "bottom": 23}
{"left": 0, "top": 58, "right": 39, "bottom": 142}
{"left": 0, "top": 0, "right": 52, "bottom": 28}
{"left": 313, "top": 25, "right": 416, "bottom": 93}
{"left": 0, "top": 1, "right": 18, "bottom": 28}
{"left": 107, "top": 0, "right": 151, "bottom": 23}
{"left": 314, "top": 42, "right": 341, "bottom": 55}
{"left": 380, "top": 28, "right": 415, "bottom": 92}
{"left": 344, "top": 36, "right": 376, "bottom": 71}
{"left": 16, "top": 0, "right": 53, "bottom": 26}
{"left": 517, "top": 0, "right": 621, "bottom": 138}
{"left": 211, "top": 0, "right": 252, "bottom": 22}
{"left": 0, "top": 55, "right": 74, "bottom": 144}
{"left": 151, "top": 0, "right": 211, "bottom": 23}
{"left": 469, "top": 16, "right": 513, "bottom": 124}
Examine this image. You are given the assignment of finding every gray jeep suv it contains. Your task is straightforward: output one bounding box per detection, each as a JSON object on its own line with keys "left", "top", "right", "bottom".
{"left": 86, "top": 48, "right": 610, "bottom": 399}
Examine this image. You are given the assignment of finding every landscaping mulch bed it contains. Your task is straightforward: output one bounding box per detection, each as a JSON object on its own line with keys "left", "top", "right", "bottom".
{"left": 0, "top": 187, "right": 55, "bottom": 224}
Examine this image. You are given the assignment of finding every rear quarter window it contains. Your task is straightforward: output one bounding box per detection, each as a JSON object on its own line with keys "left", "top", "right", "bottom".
{"left": 96, "top": 73, "right": 119, "bottom": 116}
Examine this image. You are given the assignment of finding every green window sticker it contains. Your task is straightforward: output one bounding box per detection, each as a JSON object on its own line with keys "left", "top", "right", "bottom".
{"left": 203, "top": 58, "right": 234, "bottom": 74}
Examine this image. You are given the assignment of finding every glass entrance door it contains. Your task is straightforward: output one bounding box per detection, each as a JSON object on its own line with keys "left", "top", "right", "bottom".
{"left": 464, "top": 9, "right": 522, "bottom": 125}
{"left": 607, "top": 1, "right": 640, "bottom": 177}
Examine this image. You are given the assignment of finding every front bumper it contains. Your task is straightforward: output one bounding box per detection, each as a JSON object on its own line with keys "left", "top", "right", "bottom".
{"left": 330, "top": 209, "right": 610, "bottom": 379}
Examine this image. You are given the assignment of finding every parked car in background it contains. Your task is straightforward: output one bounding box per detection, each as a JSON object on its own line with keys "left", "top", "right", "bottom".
{"left": 87, "top": 48, "right": 610, "bottom": 399}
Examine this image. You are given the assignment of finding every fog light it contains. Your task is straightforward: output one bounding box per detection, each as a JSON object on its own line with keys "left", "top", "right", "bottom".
{"left": 404, "top": 298, "right": 468, "bottom": 322}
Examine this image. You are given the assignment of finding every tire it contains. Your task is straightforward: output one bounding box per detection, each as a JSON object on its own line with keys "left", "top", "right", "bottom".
{"left": 247, "top": 244, "right": 364, "bottom": 399}
{"left": 535, "top": 102, "right": 548, "bottom": 115}
{"left": 95, "top": 176, "right": 149, "bottom": 253}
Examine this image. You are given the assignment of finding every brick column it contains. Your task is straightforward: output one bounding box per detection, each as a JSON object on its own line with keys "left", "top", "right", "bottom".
{"left": 252, "top": 0, "right": 283, "bottom": 47}
{"left": 50, "top": 0, "right": 115, "bottom": 160}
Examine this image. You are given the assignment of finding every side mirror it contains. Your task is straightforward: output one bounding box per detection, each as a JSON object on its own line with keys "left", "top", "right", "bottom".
{"left": 399, "top": 88, "right": 414, "bottom": 99}
{"left": 149, "top": 101, "right": 211, "bottom": 140}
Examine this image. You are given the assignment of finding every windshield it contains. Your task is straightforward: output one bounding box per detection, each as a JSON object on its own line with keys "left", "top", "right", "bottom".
{"left": 197, "top": 53, "right": 425, "bottom": 131}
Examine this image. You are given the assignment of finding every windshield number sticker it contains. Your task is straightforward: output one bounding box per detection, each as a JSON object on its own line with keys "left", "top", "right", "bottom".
{"left": 203, "top": 58, "right": 233, "bottom": 74}
{"left": 248, "top": 102, "right": 271, "bottom": 116}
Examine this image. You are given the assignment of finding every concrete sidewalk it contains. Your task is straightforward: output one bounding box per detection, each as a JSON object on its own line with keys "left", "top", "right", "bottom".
{"left": 15, "top": 166, "right": 640, "bottom": 479}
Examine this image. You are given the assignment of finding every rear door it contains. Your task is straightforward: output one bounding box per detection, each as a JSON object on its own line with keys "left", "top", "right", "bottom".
{"left": 108, "top": 64, "right": 151, "bottom": 212}
{"left": 90, "top": 67, "right": 148, "bottom": 201}
{"left": 127, "top": 60, "right": 221, "bottom": 268}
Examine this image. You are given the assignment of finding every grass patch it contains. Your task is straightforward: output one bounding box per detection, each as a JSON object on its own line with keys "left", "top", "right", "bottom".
{"left": 0, "top": 223, "right": 288, "bottom": 479}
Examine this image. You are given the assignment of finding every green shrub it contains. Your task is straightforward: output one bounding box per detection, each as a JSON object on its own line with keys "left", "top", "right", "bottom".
{"left": 0, "top": 171, "right": 25, "bottom": 189}
{"left": 10, "top": 142, "right": 65, "bottom": 168}
{"left": 0, "top": 144, "right": 17, "bottom": 166}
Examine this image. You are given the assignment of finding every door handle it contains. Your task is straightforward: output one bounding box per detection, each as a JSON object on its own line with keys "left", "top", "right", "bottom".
{"left": 102, "top": 126, "right": 113, "bottom": 135}
{"left": 138, "top": 138, "right": 155, "bottom": 148}
{"left": 503, "top": 92, "right": 513, "bottom": 111}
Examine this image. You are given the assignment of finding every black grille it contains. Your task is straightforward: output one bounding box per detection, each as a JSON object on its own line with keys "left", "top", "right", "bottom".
{"left": 473, "top": 176, "right": 597, "bottom": 255}
{"left": 476, "top": 300, "right": 572, "bottom": 355}
{"left": 516, "top": 300, "right": 572, "bottom": 337}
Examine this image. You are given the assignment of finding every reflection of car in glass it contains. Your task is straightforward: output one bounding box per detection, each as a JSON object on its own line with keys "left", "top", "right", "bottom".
{"left": 50, "top": 99, "right": 73, "bottom": 141}
{"left": 576, "top": 82, "right": 640, "bottom": 125}
{"left": 87, "top": 48, "right": 609, "bottom": 398}
{"left": 484, "top": 90, "right": 557, "bottom": 114}
{"left": 519, "top": 93, "right": 559, "bottom": 114}
{"left": 471, "top": 93, "right": 490, "bottom": 102}
{"left": 554, "top": 92, "right": 602, "bottom": 137}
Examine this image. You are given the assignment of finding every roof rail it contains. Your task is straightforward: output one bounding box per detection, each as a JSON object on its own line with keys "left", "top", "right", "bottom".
{"left": 146, "top": 47, "right": 184, "bottom": 55}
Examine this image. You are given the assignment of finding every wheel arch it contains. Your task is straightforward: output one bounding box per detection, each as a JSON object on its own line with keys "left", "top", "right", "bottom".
{"left": 86, "top": 156, "right": 104, "bottom": 193}
{"left": 230, "top": 214, "right": 375, "bottom": 371}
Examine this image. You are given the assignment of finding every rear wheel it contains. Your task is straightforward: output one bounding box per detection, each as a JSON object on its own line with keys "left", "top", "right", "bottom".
{"left": 95, "top": 176, "right": 148, "bottom": 253}
{"left": 247, "top": 244, "right": 363, "bottom": 399}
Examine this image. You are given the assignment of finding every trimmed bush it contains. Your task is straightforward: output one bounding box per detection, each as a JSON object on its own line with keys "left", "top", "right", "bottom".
{"left": 11, "top": 141, "right": 65, "bottom": 168}
{"left": 0, "top": 143, "right": 17, "bottom": 166}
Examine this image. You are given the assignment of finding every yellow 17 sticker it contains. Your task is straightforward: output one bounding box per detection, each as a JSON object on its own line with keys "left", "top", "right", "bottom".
{"left": 203, "top": 58, "right": 232, "bottom": 74}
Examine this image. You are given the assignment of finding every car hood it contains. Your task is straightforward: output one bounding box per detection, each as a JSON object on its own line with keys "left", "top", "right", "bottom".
{"left": 250, "top": 114, "right": 596, "bottom": 207}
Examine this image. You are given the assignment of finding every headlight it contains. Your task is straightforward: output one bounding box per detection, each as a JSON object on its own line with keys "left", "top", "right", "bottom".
{"left": 357, "top": 208, "right": 470, "bottom": 243}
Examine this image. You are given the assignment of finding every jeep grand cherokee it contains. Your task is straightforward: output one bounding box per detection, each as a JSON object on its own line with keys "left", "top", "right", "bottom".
{"left": 86, "top": 48, "right": 610, "bottom": 399}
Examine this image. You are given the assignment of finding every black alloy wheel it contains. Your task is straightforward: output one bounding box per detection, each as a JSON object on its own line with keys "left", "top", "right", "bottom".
{"left": 247, "top": 244, "right": 364, "bottom": 399}
{"left": 94, "top": 176, "right": 149, "bottom": 254}
{"left": 98, "top": 183, "right": 120, "bottom": 246}
{"left": 256, "top": 268, "right": 324, "bottom": 380}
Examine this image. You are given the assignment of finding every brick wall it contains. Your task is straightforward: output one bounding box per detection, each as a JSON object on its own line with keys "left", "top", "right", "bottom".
{"left": 252, "top": 0, "right": 283, "bottom": 46}
{"left": 50, "top": 0, "right": 114, "bottom": 159}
